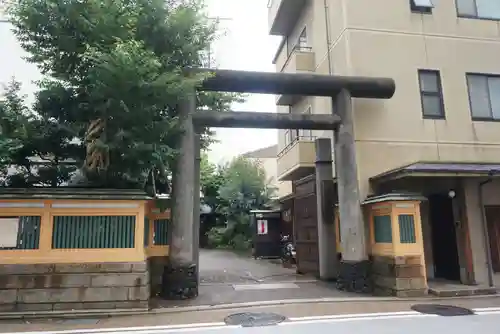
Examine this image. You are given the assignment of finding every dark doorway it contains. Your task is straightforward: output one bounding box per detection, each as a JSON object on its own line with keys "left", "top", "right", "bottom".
{"left": 485, "top": 206, "right": 500, "bottom": 272}
{"left": 428, "top": 193, "right": 461, "bottom": 281}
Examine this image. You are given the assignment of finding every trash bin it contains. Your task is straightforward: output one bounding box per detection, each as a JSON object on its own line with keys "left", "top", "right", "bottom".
{"left": 250, "top": 210, "right": 282, "bottom": 259}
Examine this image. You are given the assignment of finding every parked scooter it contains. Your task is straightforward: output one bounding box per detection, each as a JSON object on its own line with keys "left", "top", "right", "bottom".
{"left": 280, "top": 234, "right": 296, "bottom": 266}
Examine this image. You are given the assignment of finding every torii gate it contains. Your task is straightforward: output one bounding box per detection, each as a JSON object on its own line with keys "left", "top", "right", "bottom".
{"left": 162, "top": 69, "right": 395, "bottom": 299}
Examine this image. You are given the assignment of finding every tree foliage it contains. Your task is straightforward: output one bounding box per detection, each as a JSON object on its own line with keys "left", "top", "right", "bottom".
{"left": 217, "top": 156, "right": 274, "bottom": 219}
{"left": 199, "top": 152, "right": 224, "bottom": 209}
{"left": 200, "top": 155, "right": 276, "bottom": 249}
{"left": 2, "top": 0, "right": 241, "bottom": 189}
{"left": 0, "top": 79, "right": 82, "bottom": 187}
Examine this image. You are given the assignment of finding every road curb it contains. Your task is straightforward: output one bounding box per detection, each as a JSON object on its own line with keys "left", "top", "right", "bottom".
{"left": 0, "top": 294, "right": 498, "bottom": 320}
{"left": 148, "top": 293, "right": 500, "bottom": 314}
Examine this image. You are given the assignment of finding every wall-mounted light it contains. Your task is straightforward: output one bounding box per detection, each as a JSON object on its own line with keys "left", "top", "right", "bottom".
{"left": 448, "top": 190, "right": 456, "bottom": 199}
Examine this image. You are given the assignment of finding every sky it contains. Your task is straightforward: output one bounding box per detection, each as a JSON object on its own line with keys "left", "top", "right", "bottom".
{"left": 206, "top": 0, "right": 281, "bottom": 164}
{"left": 0, "top": 0, "right": 280, "bottom": 164}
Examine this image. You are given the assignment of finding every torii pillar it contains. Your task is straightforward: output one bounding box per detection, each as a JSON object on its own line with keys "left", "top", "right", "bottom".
{"left": 161, "top": 69, "right": 396, "bottom": 299}
{"left": 161, "top": 90, "right": 200, "bottom": 299}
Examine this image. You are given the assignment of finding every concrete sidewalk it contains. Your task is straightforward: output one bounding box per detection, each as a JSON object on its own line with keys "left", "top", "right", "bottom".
{"left": 151, "top": 249, "right": 357, "bottom": 308}
{"left": 152, "top": 280, "right": 359, "bottom": 308}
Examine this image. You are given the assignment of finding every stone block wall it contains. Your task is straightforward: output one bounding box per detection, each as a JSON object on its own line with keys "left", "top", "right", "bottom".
{"left": 371, "top": 255, "right": 427, "bottom": 297}
{"left": 147, "top": 256, "right": 168, "bottom": 297}
{"left": 0, "top": 262, "right": 150, "bottom": 312}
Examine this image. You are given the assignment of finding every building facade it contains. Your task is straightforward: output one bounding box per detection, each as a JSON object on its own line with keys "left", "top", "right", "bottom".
{"left": 270, "top": 0, "right": 500, "bottom": 291}
{"left": 242, "top": 144, "right": 292, "bottom": 200}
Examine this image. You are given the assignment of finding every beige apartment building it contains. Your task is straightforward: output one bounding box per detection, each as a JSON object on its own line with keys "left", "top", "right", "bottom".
{"left": 270, "top": 0, "right": 500, "bottom": 292}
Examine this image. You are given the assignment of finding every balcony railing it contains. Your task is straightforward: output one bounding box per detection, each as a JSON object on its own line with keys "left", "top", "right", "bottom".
{"left": 278, "top": 135, "right": 316, "bottom": 158}
{"left": 277, "top": 135, "right": 316, "bottom": 181}
{"left": 280, "top": 45, "right": 313, "bottom": 73}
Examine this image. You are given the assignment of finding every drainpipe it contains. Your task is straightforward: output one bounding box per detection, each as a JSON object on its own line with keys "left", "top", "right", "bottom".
{"left": 323, "top": 0, "right": 333, "bottom": 75}
{"left": 478, "top": 170, "right": 497, "bottom": 288}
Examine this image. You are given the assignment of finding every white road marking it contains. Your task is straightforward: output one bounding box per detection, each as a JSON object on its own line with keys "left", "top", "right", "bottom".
{"left": 279, "top": 313, "right": 440, "bottom": 325}
{"left": 5, "top": 307, "right": 500, "bottom": 334}
{"left": 282, "top": 308, "right": 500, "bottom": 326}
{"left": 2, "top": 322, "right": 229, "bottom": 334}
{"left": 232, "top": 283, "right": 299, "bottom": 291}
{"left": 287, "top": 310, "right": 421, "bottom": 321}
{"left": 471, "top": 307, "right": 500, "bottom": 312}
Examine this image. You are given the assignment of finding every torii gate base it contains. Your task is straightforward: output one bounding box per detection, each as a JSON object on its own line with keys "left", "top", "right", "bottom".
{"left": 159, "top": 69, "right": 396, "bottom": 300}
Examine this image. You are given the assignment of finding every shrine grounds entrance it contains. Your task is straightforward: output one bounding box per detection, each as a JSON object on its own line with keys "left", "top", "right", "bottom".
{"left": 161, "top": 68, "right": 395, "bottom": 300}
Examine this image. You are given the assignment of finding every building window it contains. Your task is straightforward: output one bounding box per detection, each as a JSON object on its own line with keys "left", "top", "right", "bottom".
{"left": 284, "top": 129, "right": 298, "bottom": 147}
{"left": 398, "top": 215, "right": 417, "bottom": 244}
{"left": 373, "top": 215, "right": 392, "bottom": 243}
{"left": 418, "top": 70, "right": 445, "bottom": 119}
{"left": 467, "top": 74, "right": 500, "bottom": 121}
{"left": 290, "top": 129, "right": 298, "bottom": 142}
{"left": 298, "top": 27, "right": 307, "bottom": 49}
{"left": 457, "top": 0, "right": 500, "bottom": 20}
{"left": 410, "top": 0, "right": 434, "bottom": 13}
{"left": 284, "top": 130, "right": 290, "bottom": 147}
{"left": 299, "top": 106, "right": 313, "bottom": 140}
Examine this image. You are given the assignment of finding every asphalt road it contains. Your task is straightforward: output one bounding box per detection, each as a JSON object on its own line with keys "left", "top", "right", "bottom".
{"left": 4, "top": 308, "right": 500, "bottom": 334}
{"left": 203, "top": 311, "right": 500, "bottom": 334}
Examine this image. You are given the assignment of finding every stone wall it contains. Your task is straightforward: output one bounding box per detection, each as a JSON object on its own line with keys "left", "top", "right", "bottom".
{"left": 0, "top": 262, "right": 149, "bottom": 312}
{"left": 371, "top": 255, "right": 427, "bottom": 297}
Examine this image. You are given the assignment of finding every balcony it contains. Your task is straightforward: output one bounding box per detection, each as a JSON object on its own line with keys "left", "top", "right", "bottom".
{"left": 276, "top": 46, "right": 315, "bottom": 106}
{"left": 277, "top": 136, "right": 316, "bottom": 181}
{"left": 268, "top": 0, "right": 307, "bottom": 36}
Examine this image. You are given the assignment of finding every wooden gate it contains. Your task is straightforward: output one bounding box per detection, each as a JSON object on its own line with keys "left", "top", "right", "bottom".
{"left": 293, "top": 175, "right": 319, "bottom": 276}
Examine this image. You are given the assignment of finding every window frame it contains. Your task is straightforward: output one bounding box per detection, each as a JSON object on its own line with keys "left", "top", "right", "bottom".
{"left": 296, "top": 26, "right": 311, "bottom": 52}
{"left": 298, "top": 27, "right": 307, "bottom": 46}
{"left": 418, "top": 69, "right": 446, "bottom": 120}
{"left": 410, "top": 0, "right": 433, "bottom": 14}
{"left": 456, "top": 0, "right": 500, "bottom": 21}
{"left": 299, "top": 106, "right": 313, "bottom": 140}
{"left": 466, "top": 72, "right": 500, "bottom": 122}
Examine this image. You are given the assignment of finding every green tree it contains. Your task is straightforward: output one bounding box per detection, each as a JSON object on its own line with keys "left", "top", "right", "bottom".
{"left": 0, "top": 79, "right": 29, "bottom": 178}
{"left": 5, "top": 0, "right": 240, "bottom": 189}
{"left": 218, "top": 156, "right": 275, "bottom": 216}
{"left": 200, "top": 153, "right": 224, "bottom": 209}
{"left": 206, "top": 156, "right": 276, "bottom": 250}
{"left": 0, "top": 79, "right": 81, "bottom": 187}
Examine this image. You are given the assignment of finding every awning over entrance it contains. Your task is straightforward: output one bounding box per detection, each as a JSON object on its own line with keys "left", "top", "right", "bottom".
{"left": 370, "top": 162, "right": 500, "bottom": 184}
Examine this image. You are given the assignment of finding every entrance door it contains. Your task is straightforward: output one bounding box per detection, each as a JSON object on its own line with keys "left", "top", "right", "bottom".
{"left": 293, "top": 176, "right": 319, "bottom": 276}
{"left": 485, "top": 206, "right": 500, "bottom": 272}
{"left": 428, "top": 194, "right": 461, "bottom": 281}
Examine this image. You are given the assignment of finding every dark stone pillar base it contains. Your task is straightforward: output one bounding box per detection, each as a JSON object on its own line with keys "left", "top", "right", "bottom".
{"left": 336, "top": 260, "right": 372, "bottom": 294}
{"left": 160, "top": 262, "right": 198, "bottom": 300}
